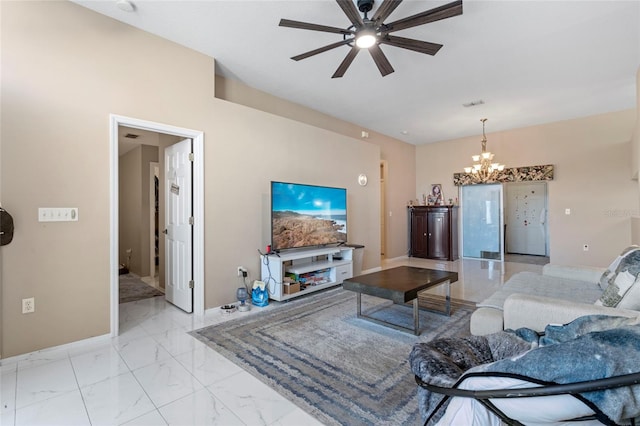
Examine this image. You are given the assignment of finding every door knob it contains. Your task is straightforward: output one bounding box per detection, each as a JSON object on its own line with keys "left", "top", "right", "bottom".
{"left": 162, "top": 229, "right": 168, "bottom": 235}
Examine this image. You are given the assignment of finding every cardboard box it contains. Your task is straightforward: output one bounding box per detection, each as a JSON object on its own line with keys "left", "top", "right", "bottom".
{"left": 283, "top": 282, "right": 300, "bottom": 294}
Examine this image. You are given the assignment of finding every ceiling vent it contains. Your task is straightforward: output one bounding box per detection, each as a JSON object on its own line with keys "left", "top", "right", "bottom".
{"left": 124, "top": 133, "right": 140, "bottom": 139}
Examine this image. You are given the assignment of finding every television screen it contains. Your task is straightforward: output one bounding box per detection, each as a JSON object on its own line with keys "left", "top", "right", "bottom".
{"left": 271, "top": 181, "right": 347, "bottom": 251}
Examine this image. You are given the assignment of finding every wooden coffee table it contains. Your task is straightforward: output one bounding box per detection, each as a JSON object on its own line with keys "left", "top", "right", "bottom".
{"left": 342, "top": 266, "right": 459, "bottom": 335}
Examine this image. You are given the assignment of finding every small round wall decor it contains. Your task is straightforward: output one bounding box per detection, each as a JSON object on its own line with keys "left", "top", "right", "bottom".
{"left": 358, "top": 174, "right": 368, "bottom": 186}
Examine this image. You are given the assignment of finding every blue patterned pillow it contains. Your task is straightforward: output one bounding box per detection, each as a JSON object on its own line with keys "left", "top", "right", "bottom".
{"left": 599, "top": 246, "right": 640, "bottom": 290}
{"left": 597, "top": 248, "right": 640, "bottom": 308}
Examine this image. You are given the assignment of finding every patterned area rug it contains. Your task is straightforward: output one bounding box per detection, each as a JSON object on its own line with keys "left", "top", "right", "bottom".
{"left": 119, "top": 274, "right": 164, "bottom": 304}
{"left": 191, "top": 288, "right": 474, "bottom": 426}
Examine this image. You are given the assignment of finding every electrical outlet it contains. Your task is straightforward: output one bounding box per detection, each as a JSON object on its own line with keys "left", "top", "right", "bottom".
{"left": 237, "top": 266, "right": 247, "bottom": 277}
{"left": 583, "top": 244, "right": 589, "bottom": 251}
{"left": 22, "top": 297, "right": 35, "bottom": 314}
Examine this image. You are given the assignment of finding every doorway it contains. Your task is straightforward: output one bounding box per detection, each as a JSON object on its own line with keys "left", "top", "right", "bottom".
{"left": 380, "top": 160, "right": 388, "bottom": 258}
{"left": 504, "top": 182, "right": 549, "bottom": 257}
{"left": 460, "top": 182, "right": 550, "bottom": 264}
{"left": 149, "top": 162, "right": 160, "bottom": 285}
{"left": 460, "top": 183, "right": 504, "bottom": 261}
{"left": 109, "top": 114, "right": 204, "bottom": 337}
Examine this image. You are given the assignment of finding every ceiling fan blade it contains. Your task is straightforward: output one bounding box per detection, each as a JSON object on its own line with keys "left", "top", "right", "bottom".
{"left": 380, "top": 34, "right": 442, "bottom": 55}
{"left": 291, "top": 39, "right": 353, "bottom": 61}
{"left": 279, "top": 18, "right": 354, "bottom": 35}
{"left": 384, "top": 0, "right": 462, "bottom": 33}
{"left": 332, "top": 45, "right": 360, "bottom": 78}
{"left": 336, "top": 0, "right": 364, "bottom": 27}
{"left": 369, "top": 44, "right": 394, "bottom": 76}
{"left": 371, "top": 0, "right": 403, "bottom": 23}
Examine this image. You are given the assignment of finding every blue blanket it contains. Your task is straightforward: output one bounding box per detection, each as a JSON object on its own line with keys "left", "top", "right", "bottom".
{"left": 410, "top": 332, "right": 533, "bottom": 424}
{"left": 410, "top": 315, "right": 640, "bottom": 424}
{"left": 471, "top": 315, "right": 640, "bottom": 423}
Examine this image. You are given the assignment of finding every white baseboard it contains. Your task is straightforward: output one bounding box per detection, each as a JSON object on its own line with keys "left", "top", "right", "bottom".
{"left": 1, "top": 333, "right": 111, "bottom": 365}
{"left": 384, "top": 255, "right": 410, "bottom": 263}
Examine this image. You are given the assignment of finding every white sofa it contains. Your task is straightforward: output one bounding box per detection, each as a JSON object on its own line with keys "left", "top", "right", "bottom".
{"left": 470, "top": 263, "right": 640, "bottom": 335}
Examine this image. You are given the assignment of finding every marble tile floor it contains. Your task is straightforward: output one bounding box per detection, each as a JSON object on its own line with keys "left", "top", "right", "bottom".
{"left": 0, "top": 257, "right": 543, "bottom": 426}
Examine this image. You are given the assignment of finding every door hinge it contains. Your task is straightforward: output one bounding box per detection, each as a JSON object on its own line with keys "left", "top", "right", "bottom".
{"left": 189, "top": 216, "right": 194, "bottom": 225}
{"left": 189, "top": 280, "right": 194, "bottom": 289}
{"left": 189, "top": 152, "right": 194, "bottom": 162}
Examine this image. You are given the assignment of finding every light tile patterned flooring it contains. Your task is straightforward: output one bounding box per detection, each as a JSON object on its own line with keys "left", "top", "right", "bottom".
{"left": 0, "top": 257, "right": 542, "bottom": 425}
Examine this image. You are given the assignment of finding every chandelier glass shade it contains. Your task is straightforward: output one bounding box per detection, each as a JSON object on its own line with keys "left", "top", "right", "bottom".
{"left": 463, "top": 118, "right": 505, "bottom": 182}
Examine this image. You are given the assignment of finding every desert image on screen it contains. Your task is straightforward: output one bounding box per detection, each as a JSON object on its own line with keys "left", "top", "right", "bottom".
{"left": 272, "top": 211, "right": 346, "bottom": 249}
{"left": 271, "top": 182, "right": 347, "bottom": 250}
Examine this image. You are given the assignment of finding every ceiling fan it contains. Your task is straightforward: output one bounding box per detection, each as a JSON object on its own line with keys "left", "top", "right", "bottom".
{"left": 279, "top": 0, "right": 463, "bottom": 78}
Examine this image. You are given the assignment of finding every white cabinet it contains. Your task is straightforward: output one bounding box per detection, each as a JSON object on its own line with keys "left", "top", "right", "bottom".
{"left": 261, "top": 246, "right": 354, "bottom": 301}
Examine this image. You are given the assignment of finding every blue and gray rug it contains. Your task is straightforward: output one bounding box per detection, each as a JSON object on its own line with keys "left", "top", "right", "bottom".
{"left": 119, "top": 273, "right": 163, "bottom": 304}
{"left": 191, "top": 288, "right": 474, "bottom": 426}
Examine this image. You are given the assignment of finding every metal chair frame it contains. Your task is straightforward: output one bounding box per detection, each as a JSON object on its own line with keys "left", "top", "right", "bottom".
{"left": 415, "top": 371, "right": 640, "bottom": 426}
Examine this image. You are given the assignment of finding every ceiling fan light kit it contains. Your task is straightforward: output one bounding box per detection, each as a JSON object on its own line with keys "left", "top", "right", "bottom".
{"left": 279, "top": 0, "right": 463, "bottom": 78}
{"left": 356, "top": 31, "right": 377, "bottom": 48}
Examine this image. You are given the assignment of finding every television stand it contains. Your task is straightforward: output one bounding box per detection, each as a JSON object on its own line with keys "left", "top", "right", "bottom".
{"left": 261, "top": 246, "right": 354, "bottom": 301}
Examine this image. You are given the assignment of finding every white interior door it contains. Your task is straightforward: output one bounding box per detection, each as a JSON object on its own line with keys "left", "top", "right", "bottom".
{"left": 164, "top": 139, "right": 193, "bottom": 313}
{"left": 505, "top": 182, "right": 547, "bottom": 256}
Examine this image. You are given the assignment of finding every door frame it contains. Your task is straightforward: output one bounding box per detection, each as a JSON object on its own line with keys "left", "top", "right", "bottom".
{"left": 109, "top": 114, "right": 205, "bottom": 337}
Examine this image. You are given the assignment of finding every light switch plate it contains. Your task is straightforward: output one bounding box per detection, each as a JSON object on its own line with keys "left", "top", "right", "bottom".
{"left": 38, "top": 208, "right": 79, "bottom": 222}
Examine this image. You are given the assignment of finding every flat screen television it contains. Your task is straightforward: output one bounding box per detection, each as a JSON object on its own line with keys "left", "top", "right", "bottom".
{"left": 271, "top": 181, "right": 347, "bottom": 251}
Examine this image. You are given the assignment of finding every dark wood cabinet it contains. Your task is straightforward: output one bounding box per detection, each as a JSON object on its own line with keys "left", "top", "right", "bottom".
{"left": 409, "top": 206, "right": 459, "bottom": 261}
{"left": 410, "top": 208, "right": 429, "bottom": 258}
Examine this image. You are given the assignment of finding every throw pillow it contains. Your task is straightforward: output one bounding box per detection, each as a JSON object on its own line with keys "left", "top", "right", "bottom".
{"left": 599, "top": 245, "right": 640, "bottom": 290}
{"left": 596, "top": 270, "right": 637, "bottom": 307}
{"left": 617, "top": 276, "right": 640, "bottom": 310}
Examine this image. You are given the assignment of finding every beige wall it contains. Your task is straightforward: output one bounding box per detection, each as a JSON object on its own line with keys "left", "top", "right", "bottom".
{"left": 632, "top": 68, "right": 640, "bottom": 245}
{"left": 119, "top": 147, "right": 143, "bottom": 274}
{"left": 0, "top": 1, "right": 385, "bottom": 357}
{"left": 203, "top": 100, "right": 381, "bottom": 308}
{"left": 215, "top": 76, "right": 416, "bottom": 259}
{"left": 119, "top": 145, "right": 159, "bottom": 276}
{"left": 139, "top": 145, "right": 159, "bottom": 277}
{"left": 416, "top": 110, "right": 638, "bottom": 267}
{"left": 632, "top": 68, "right": 640, "bottom": 181}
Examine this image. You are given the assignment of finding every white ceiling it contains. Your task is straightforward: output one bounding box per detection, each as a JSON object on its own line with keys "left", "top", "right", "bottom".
{"left": 74, "top": 0, "right": 640, "bottom": 145}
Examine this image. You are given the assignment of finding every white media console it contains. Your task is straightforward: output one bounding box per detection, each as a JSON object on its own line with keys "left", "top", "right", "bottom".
{"left": 260, "top": 246, "right": 354, "bottom": 301}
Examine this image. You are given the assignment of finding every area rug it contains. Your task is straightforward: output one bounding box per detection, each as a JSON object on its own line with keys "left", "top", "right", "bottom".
{"left": 191, "top": 288, "right": 474, "bottom": 426}
{"left": 119, "top": 274, "right": 164, "bottom": 304}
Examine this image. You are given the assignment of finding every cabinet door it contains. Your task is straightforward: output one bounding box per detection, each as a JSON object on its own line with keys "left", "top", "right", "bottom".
{"left": 410, "top": 210, "right": 428, "bottom": 258}
{"left": 428, "top": 210, "right": 450, "bottom": 259}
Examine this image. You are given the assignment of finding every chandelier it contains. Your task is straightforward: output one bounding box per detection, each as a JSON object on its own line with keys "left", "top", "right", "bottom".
{"left": 463, "top": 118, "right": 505, "bottom": 182}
